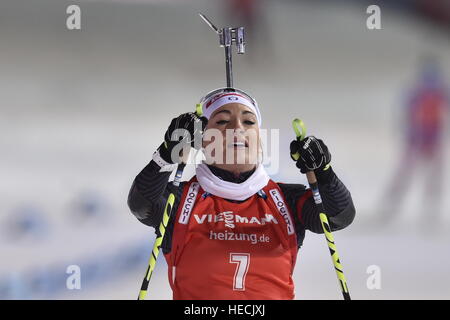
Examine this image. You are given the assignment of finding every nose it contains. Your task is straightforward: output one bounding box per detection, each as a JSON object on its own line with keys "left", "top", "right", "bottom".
{"left": 230, "top": 118, "right": 245, "bottom": 132}
{"left": 231, "top": 127, "right": 245, "bottom": 139}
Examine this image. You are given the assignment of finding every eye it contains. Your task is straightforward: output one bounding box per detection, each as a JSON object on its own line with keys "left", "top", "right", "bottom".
{"left": 244, "top": 120, "right": 256, "bottom": 125}
{"left": 216, "top": 120, "right": 229, "bottom": 125}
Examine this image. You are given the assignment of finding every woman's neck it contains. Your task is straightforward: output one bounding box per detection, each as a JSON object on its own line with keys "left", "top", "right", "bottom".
{"left": 207, "top": 164, "right": 256, "bottom": 183}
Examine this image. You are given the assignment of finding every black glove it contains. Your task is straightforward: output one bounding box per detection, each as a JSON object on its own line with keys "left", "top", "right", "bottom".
{"left": 158, "top": 112, "right": 208, "bottom": 164}
{"left": 290, "top": 136, "right": 331, "bottom": 174}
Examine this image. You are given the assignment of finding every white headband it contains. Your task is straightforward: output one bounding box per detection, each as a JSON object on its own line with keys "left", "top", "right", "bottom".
{"left": 202, "top": 92, "right": 262, "bottom": 126}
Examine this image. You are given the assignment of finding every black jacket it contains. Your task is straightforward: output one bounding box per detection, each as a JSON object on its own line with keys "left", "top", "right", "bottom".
{"left": 127, "top": 161, "right": 355, "bottom": 253}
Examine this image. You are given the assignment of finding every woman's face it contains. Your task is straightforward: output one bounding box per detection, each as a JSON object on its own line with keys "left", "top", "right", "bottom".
{"left": 202, "top": 103, "right": 260, "bottom": 174}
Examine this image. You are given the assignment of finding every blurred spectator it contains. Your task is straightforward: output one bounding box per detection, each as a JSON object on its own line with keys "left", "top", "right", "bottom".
{"left": 381, "top": 56, "right": 449, "bottom": 229}
{"left": 223, "top": 0, "right": 273, "bottom": 61}
{"left": 2, "top": 205, "right": 49, "bottom": 242}
{"left": 68, "top": 190, "right": 111, "bottom": 225}
{"left": 416, "top": 0, "right": 450, "bottom": 27}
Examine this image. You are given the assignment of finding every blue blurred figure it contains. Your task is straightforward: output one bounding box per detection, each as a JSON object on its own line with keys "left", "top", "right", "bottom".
{"left": 382, "top": 56, "right": 449, "bottom": 229}
{"left": 69, "top": 190, "right": 111, "bottom": 225}
{"left": 3, "top": 205, "right": 49, "bottom": 241}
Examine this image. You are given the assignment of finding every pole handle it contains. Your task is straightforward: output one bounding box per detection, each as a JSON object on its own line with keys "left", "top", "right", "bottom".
{"left": 291, "top": 117, "right": 351, "bottom": 300}
{"left": 291, "top": 118, "right": 306, "bottom": 161}
{"left": 138, "top": 106, "right": 204, "bottom": 299}
{"left": 173, "top": 107, "right": 203, "bottom": 186}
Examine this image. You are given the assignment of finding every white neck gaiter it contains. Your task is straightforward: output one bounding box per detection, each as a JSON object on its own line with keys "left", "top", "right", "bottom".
{"left": 195, "top": 162, "right": 270, "bottom": 201}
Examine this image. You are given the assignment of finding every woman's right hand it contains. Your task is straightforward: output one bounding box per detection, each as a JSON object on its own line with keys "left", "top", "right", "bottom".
{"left": 158, "top": 112, "right": 208, "bottom": 164}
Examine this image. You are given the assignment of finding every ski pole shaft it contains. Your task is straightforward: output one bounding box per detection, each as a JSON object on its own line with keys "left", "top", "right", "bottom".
{"left": 138, "top": 108, "right": 202, "bottom": 300}
{"left": 225, "top": 45, "right": 233, "bottom": 88}
{"left": 138, "top": 192, "right": 175, "bottom": 300}
{"left": 292, "top": 118, "right": 351, "bottom": 300}
{"left": 138, "top": 163, "right": 185, "bottom": 300}
{"left": 198, "top": 13, "right": 245, "bottom": 89}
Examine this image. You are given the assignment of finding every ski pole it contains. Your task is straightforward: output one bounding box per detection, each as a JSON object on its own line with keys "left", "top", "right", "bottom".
{"left": 138, "top": 105, "right": 203, "bottom": 300}
{"left": 199, "top": 13, "right": 245, "bottom": 89}
{"left": 138, "top": 13, "right": 247, "bottom": 300}
{"left": 291, "top": 118, "right": 351, "bottom": 300}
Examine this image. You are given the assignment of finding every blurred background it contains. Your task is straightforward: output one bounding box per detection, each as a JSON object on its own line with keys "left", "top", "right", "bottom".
{"left": 1, "top": 0, "right": 449, "bottom": 299}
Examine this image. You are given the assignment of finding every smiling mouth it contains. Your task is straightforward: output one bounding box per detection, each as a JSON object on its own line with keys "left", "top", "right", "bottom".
{"left": 228, "top": 141, "right": 248, "bottom": 148}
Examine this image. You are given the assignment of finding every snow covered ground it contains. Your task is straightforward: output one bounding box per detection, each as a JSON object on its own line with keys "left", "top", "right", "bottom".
{"left": 1, "top": 0, "right": 450, "bottom": 299}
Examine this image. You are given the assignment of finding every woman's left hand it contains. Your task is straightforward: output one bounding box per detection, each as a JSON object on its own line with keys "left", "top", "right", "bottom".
{"left": 290, "top": 136, "right": 331, "bottom": 173}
